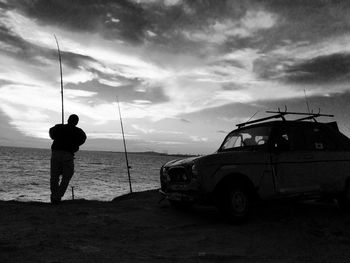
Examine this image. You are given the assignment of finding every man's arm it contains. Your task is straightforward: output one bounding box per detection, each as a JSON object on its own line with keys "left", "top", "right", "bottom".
{"left": 77, "top": 129, "right": 87, "bottom": 146}
{"left": 49, "top": 124, "right": 64, "bottom": 140}
{"left": 49, "top": 125, "right": 57, "bottom": 140}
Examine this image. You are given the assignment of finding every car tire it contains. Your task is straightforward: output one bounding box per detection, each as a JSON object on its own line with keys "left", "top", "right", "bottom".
{"left": 219, "top": 182, "right": 252, "bottom": 223}
{"left": 337, "top": 182, "right": 350, "bottom": 211}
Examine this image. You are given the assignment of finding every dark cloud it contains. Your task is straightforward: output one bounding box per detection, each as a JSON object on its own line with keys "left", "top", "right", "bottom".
{"left": 143, "top": 0, "right": 247, "bottom": 33}
{"left": 6, "top": 0, "right": 260, "bottom": 54}
{"left": 0, "top": 22, "right": 67, "bottom": 68}
{"left": 253, "top": 56, "right": 294, "bottom": 81}
{"left": 0, "top": 24, "right": 36, "bottom": 58}
{"left": 221, "top": 83, "right": 245, "bottom": 91}
{"left": 0, "top": 23, "right": 99, "bottom": 71}
{"left": 0, "top": 15, "right": 125, "bottom": 82}
{"left": 0, "top": 109, "right": 38, "bottom": 148}
{"left": 284, "top": 53, "right": 350, "bottom": 84}
{"left": 180, "top": 118, "right": 191, "bottom": 123}
{"left": 10, "top": 0, "right": 149, "bottom": 44}
{"left": 0, "top": 79, "right": 13, "bottom": 86}
{"left": 58, "top": 50, "right": 98, "bottom": 69}
{"left": 179, "top": 91, "right": 350, "bottom": 139}
{"left": 255, "top": 91, "right": 350, "bottom": 134}
{"left": 157, "top": 0, "right": 259, "bottom": 53}
{"left": 245, "top": 91, "right": 350, "bottom": 125}
{"left": 230, "top": 0, "right": 350, "bottom": 53}
{"left": 254, "top": 52, "right": 350, "bottom": 85}
{"left": 0, "top": 1, "right": 11, "bottom": 10}
{"left": 181, "top": 102, "right": 264, "bottom": 123}
{"left": 5, "top": 0, "right": 350, "bottom": 56}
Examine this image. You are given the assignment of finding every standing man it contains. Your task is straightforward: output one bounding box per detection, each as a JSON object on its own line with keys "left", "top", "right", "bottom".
{"left": 49, "top": 114, "right": 86, "bottom": 204}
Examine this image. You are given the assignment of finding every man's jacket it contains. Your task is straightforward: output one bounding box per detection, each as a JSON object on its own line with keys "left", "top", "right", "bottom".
{"left": 49, "top": 124, "right": 86, "bottom": 154}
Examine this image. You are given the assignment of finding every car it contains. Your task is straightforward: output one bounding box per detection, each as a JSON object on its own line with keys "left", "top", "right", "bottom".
{"left": 160, "top": 110, "right": 350, "bottom": 222}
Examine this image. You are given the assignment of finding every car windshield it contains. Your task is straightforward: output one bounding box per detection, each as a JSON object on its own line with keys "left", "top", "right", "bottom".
{"left": 220, "top": 126, "right": 272, "bottom": 151}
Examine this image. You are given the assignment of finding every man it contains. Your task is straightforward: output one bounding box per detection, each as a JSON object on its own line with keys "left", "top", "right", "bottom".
{"left": 49, "top": 114, "right": 86, "bottom": 204}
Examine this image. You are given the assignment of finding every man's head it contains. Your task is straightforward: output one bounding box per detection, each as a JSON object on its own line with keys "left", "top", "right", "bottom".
{"left": 68, "top": 114, "right": 79, "bottom": 126}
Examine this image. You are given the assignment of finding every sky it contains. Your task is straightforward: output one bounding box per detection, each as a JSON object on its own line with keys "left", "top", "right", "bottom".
{"left": 1, "top": 0, "right": 350, "bottom": 154}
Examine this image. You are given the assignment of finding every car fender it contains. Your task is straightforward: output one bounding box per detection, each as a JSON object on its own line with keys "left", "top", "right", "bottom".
{"left": 212, "top": 172, "right": 258, "bottom": 201}
{"left": 203, "top": 164, "right": 260, "bottom": 194}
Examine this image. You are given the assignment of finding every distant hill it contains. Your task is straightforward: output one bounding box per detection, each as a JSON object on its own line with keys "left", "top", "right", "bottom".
{"left": 128, "top": 151, "right": 198, "bottom": 158}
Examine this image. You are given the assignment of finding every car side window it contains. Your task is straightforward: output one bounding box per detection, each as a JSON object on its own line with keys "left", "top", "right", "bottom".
{"left": 302, "top": 126, "right": 337, "bottom": 151}
{"left": 272, "top": 129, "right": 291, "bottom": 151}
{"left": 272, "top": 125, "right": 306, "bottom": 151}
{"left": 220, "top": 126, "right": 271, "bottom": 151}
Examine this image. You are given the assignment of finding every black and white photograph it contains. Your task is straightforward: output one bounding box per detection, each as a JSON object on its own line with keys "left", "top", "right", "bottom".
{"left": 1, "top": 0, "right": 350, "bottom": 262}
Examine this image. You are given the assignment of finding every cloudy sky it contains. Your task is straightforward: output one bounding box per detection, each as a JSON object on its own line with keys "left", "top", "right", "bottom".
{"left": 1, "top": 0, "right": 350, "bottom": 154}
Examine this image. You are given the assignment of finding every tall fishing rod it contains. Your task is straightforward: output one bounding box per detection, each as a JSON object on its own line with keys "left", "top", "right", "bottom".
{"left": 54, "top": 34, "right": 64, "bottom": 124}
{"left": 116, "top": 97, "right": 132, "bottom": 193}
{"left": 304, "top": 88, "right": 311, "bottom": 114}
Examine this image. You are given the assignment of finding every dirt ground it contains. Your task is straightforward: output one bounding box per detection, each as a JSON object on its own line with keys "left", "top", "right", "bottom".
{"left": 1, "top": 190, "right": 350, "bottom": 263}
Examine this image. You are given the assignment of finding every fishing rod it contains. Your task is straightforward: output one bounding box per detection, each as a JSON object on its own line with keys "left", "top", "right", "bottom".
{"left": 304, "top": 88, "right": 311, "bottom": 114}
{"left": 54, "top": 34, "right": 64, "bottom": 124}
{"left": 116, "top": 97, "right": 132, "bottom": 193}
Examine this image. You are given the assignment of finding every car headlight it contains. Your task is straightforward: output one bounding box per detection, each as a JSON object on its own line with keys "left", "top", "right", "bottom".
{"left": 160, "top": 165, "right": 168, "bottom": 180}
{"left": 191, "top": 163, "right": 198, "bottom": 178}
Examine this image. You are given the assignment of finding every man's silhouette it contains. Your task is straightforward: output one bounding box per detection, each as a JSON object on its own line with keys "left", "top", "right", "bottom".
{"left": 49, "top": 114, "right": 86, "bottom": 204}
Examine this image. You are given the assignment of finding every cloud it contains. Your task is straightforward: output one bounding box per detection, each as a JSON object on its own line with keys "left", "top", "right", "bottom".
{"left": 132, "top": 0, "right": 182, "bottom": 5}
{"left": 131, "top": 124, "right": 183, "bottom": 135}
{"left": 190, "top": 135, "right": 208, "bottom": 142}
{"left": 283, "top": 53, "right": 350, "bottom": 84}
{"left": 147, "top": 140, "right": 186, "bottom": 145}
{"left": 64, "top": 70, "right": 96, "bottom": 84}
{"left": 182, "top": 9, "right": 277, "bottom": 44}
{"left": 0, "top": 3, "right": 325, "bottom": 129}
{"left": 180, "top": 118, "right": 191, "bottom": 123}
{"left": 9, "top": 0, "right": 149, "bottom": 43}
{"left": 2, "top": 0, "right": 350, "bottom": 154}
{"left": 131, "top": 124, "right": 155, "bottom": 134}
{"left": 88, "top": 132, "right": 135, "bottom": 140}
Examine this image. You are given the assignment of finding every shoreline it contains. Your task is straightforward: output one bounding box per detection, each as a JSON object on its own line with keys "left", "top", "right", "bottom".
{"left": 0, "top": 188, "right": 160, "bottom": 204}
{"left": 1, "top": 190, "right": 350, "bottom": 262}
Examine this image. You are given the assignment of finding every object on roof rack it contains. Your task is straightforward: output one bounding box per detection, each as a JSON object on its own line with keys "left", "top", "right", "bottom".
{"left": 237, "top": 108, "right": 334, "bottom": 128}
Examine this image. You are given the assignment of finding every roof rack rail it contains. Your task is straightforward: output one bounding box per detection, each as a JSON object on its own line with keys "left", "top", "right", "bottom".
{"left": 236, "top": 108, "right": 334, "bottom": 128}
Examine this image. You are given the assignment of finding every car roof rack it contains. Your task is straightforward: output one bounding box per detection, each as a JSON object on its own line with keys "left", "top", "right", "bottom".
{"left": 236, "top": 107, "right": 334, "bottom": 128}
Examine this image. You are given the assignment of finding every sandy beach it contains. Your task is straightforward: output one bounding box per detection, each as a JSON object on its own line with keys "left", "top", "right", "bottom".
{"left": 1, "top": 189, "right": 350, "bottom": 263}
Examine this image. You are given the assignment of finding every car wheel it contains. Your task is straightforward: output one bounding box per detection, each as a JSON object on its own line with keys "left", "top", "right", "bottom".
{"left": 337, "top": 182, "right": 350, "bottom": 211}
{"left": 220, "top": 182, "right": 252, "bottom": 223}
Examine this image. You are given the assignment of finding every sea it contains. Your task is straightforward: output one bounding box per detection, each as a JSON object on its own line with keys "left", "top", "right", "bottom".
{"left": 0, "top": 146, "right": 185, "bottom": 203}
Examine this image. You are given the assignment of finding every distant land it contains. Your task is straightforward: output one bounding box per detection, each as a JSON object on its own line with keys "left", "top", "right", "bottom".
{"left": 128, "top": 151, "right": 199, "bottom": 158}
{"left": 0, "top": 145, "right": 199, "bottom": 158}
{"left": 88, "top": 150, "right": 199, "bottom": 158}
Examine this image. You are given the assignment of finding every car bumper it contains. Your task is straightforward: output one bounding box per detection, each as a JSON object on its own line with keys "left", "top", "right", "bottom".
{"left": 159, "top": 189, "right": 197, "bottom": 202}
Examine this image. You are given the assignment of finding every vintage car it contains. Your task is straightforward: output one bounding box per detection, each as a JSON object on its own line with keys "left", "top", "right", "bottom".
{"left": 160, "top": 111, "right": 350, "bottom": 222}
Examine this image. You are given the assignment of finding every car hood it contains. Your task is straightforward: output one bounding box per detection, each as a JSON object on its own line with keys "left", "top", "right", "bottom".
{"left": 164, "top": 149, "right": 266, "bottom": 168}
{"left": 164, "top": 156, "right": 200, "bottom": 167}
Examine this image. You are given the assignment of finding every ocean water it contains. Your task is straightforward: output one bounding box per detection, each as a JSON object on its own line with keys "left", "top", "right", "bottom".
{"left": 0, "top": 146, "right": 183, "bottom": 202}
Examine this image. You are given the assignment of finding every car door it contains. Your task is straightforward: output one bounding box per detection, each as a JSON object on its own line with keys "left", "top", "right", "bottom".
{"left": 299, "top": 124, "right": 350, "bottom": 194}
{"left": 271, "top": 123, "right": 322, "bottom": 195}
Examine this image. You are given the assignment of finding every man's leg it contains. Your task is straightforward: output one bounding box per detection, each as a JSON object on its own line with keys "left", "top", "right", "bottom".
{"left": 58, "top": 156, "right": 74, "bottom": 199}
{"left": 50, "top": 152, "right": 62, "bottom": 203}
